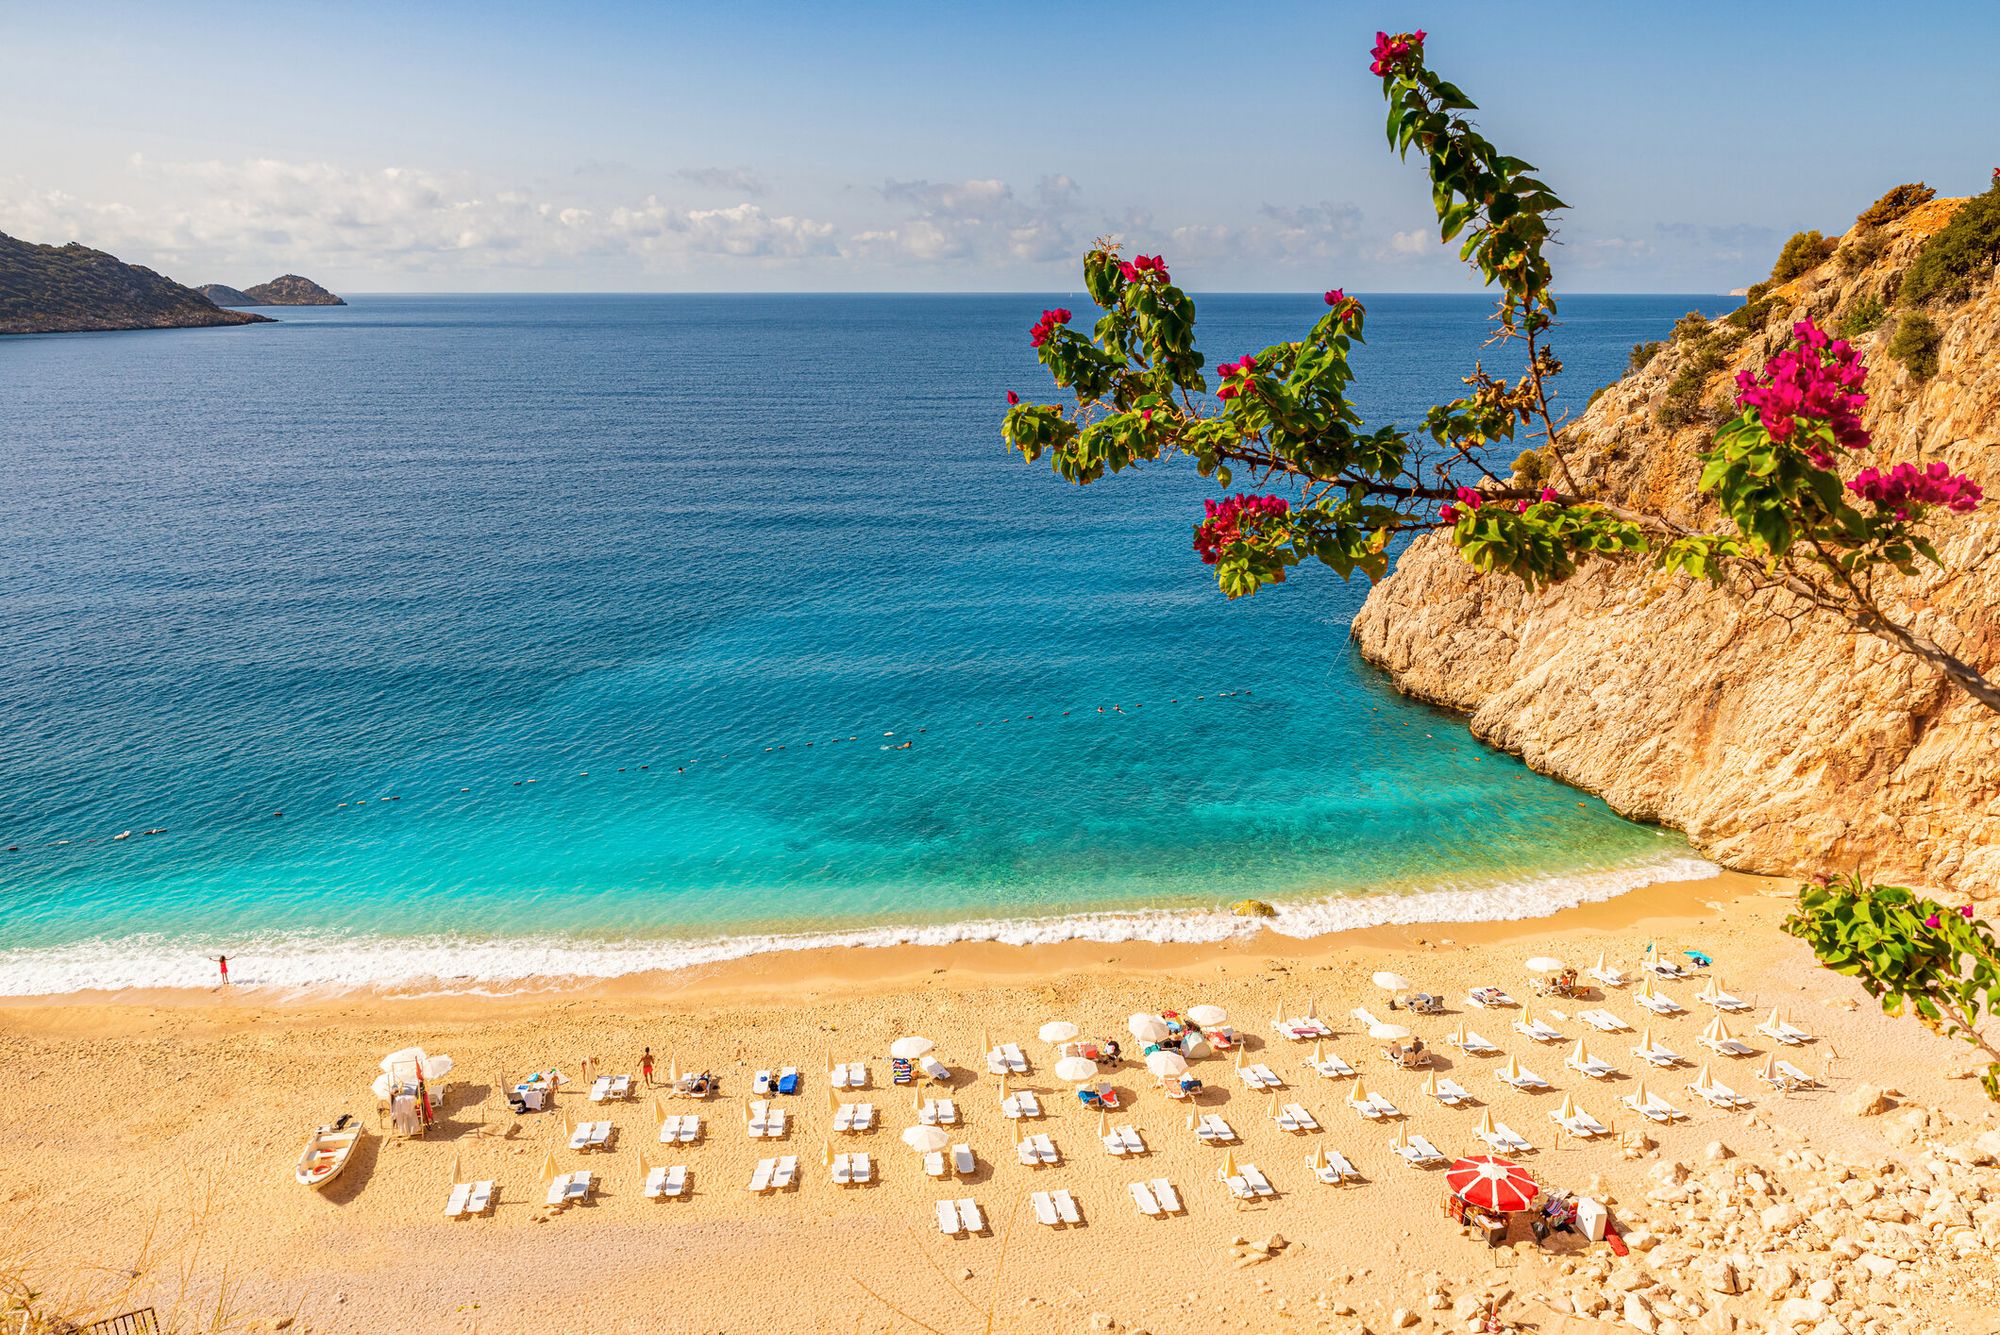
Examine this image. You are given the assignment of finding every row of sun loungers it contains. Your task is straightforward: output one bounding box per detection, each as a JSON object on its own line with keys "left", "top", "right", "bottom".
{"left": 829, "top": 1061, "right": 869, "bottom": 1088}
{"left": 1308, "top": 1050, "right": 1356, "bottom": 1078}
{"left": 986, "top": 1043, "right": 1029, "bottom": 1075}
{"left": 1222, "top": 1163, "right": 1276, "bottom": 1199}
{"left": 1016, "top": 1132, "right": 1060, "bottom": 1166}
{"left": 1513, "top": 1015, "right": 1564, "bottom": 1044}
{"left": 1129, "top": 1178, "right": 1182, "bottom": 1213}
{"left": 746, "top": 1155, "right": 799, "bottom": 1192}
{"left": 746, "top": 1101, "right": 788, "bottom": 1138}
{"left": 1464, "top": 987, "right": 1515, "bottom": 1009}
{"left": 1312, "top": 1149, "right": 1359, "bottom": 1184}
{"left": 1577, "top": 1009, "right": 1631, "bottom": 1032}
{"left": 546, "top": 1169, "right": 593, "bottom": 1207}
{"left": 918, "top": 1098, "right": 958, "bottom": 1125}
{"left": 830, "top": 1152, "right": 872, "bottom": 1185}
{"left": 1272, "top": 1014, "right": 1333, "bottom": 1041}
{"left": 1272, "top": 1102, "right": 1319, "bottom": 1132}
{"left": 924, "top": 1144, "right": 977, "bottom": 1177}
{"left": 832, "top": 1101, "right": 876, "bottom": 1133}
{"left": 936, "top": 1197, "right": 986, "bottom": 1234}
{"left": 1102, "top": 1125, "right": 1147, "bottom": 1155}
{"left": 1192, "top": 1113, "right": 1236, "bottom": 1143}
{"left": 568, "top": 1119, "right": 613, "bottom": 1150}
{"left": 1392, "top": 1133, "right": 1447, "bottom": 1167}
{"left": 999, "top": 1090, "right": 1042, "bottom": 1119}
{"left": 588, "top": 1075, "right": 632, "bottom": 1102}
{"left": 1347, "top": 1089, "right": 1400, "bottom": 1119}
{"left": 443, "top": 1179, "right": 496, "bottom": 1216}
{"left": 1237, "top": 1063, "right": 1284, "bottom": 1090}
{"left": 643, "top": 1164, "right": 688, "bottom": 1197}
{"left": 1032, "top": 1188, "right": 1084, "bottom": 1225}
{"left": 658, "top": 1113, "right": 702, "bottom": 1143}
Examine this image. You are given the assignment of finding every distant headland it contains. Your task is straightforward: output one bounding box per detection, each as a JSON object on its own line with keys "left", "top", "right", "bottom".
{"left": 0, "top": 231, "right": 272, "bottom": 336}
{"left": 202, "top": 274, "right": 346, "bottom": 306}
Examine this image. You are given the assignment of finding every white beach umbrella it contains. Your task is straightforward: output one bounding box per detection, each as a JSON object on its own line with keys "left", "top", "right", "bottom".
{"left": 1372, "top": 971, "right": 1412, "bottom": 992}
{"left": 1702, "top": 1016, "right": 1728, "bottom": 1043}
{"left": 1146, "top": 1050, "right": 1189, "bottom": 1078}
{"left": 1038, "top": 1021, "right": 1079, "bottom": 1045}
{"left": 1369, "top": 1022, "right": 1412, "bottom": 1042}
{"left": 1633, "top": 1079, "right": 1651, "bottom": 1107}
{"left": 890, "top": 1036, "right": 934, "bottom": 1060}
{"left": 1569, "top": 1039, "right": 1590, "bottom": 1066}
{"left": 1759, "top": 1054, "right": 1778, "bottom": 1085}
{"left": 1128, "top": 1013, "right": 1170, "bottom": 1043}
{"left": 1525, "top": 957, "right": 1566, "bottom": 974}
{"left": 1593, "top": 951, "right": 1608, "bottom": 972}
{"left": 371, "top": 1073, "right": 395, "bottom": 1101}
{"left": 1187, "top": 1004, "right": 1229, "bottom": 1027}
{"left": 1054, "top": 1055, "right": 1099, "bottom": 1084}
{"left": 1312, "top": 1143, "right": 1328, "bottom": 1171}
{"left": 901, "top": 1125, "right": 949, "bottom": 1153}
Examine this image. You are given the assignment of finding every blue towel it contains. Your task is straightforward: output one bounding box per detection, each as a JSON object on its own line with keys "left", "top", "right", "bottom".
{"left": 777, "top": 1071, "right": 800, "bottom": 1095}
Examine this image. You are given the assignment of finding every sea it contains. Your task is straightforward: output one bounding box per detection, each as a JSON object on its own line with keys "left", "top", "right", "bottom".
{"left": 0, "top": 292, "right": 1732, "bottom": 995}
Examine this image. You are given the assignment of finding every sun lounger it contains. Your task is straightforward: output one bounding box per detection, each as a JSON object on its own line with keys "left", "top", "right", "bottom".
{"left": 937, "top": 1199, "right": 965, "bottom": 1234}
{"left": 1309, "top": 1050, "right": 1356, "bottom": 1079}
{"left": 1635, "top": 991, "right": 1684, "bottom": 1015}
{"left": 1101, "top": 1125, "right": 1145, "bottom": 1155}
{"left": 753, "top": 1069, "right": 775, "bottom": 1095}
{"left": 659, "top": 1166, "right": 685, "bottom": 1197}
{"left": 644, "top": 1164, "right": 670, "bottom": 1197}
{"left": 1274, "top": 1102, "right": 1320, "bottom": 1132}
{"left": 923, "top": 1149, "right": 946, "bottom": 1177}
{"left": 1587, "top": 964, "right": 1631, "bottom": 988}
{"left": 1513, "top": 1017, "right": 1564, "bottom": 1043}
{"left": 659, "top": 1114, "right": 701, "bottom": 1143}
{"left": 1032, "top": 1192, "right": 1060, "bottom": 1225}
{"left": 951, "top": 1143, "right": 974, "bottom": 1175}
{"left": 1393, "top": 1134, "right": 1446, "bottom": 1167}
{"left": 1350, "top": 1006, "right": 1384, "bottom": 1028}
{"left": 546, "top": 1172, "right": 574, "bottom": 1206}
{"left": 1578, "top": 1009, "right": 1630, "bottom": 1032}
{"left": 918, "top": 1055, "right": 951, "bottom": 1083}
{"left": 1016, "top": 1133, "right": 1058, "bottom": 1166}
{"left": 589, "top": 1076, "right": 613, "bottom": 1103}
{"left": 772, "top": 1155, "right": 797, "bottom": 1189}
{"left": 1644, "top": 959, "right": 1687, "bottom": 978}
{"left": 1149, "top": 1177, "right": 1181, "bottom": 1211}
{"left": 1689, "top": 1078, "right": 1751, "bottom": 1110}
{"left": 1566, "top": 1053, "right": 1618, "bottom": 1080}
{"left": 1194, "top": 1114, "right": 1236, "bottom": 1143}
{"left": 1349, "top": 1092, "right": 1400, "bottom": 1120}
{"left": 1451, "top": 1029, "right": 1499, "bottom": 1056}
{"left": 466, "top": 1179, "right": 494, "bottom": 1213}
{"left": 956, "top": 1198, "right": 983, "bottom": 1232}
{"left": 1622, "top": 1089, "right": 1683, "bottom": 1122}
{"left": 1465, "top": 987, "right": 1515, "bottom": 1009}
{"left": 1130, "top": 1181, "right": 1162, "bottom": 1215}
{"left": 833, "top": 1101, "right": 874, "bottom": 1133}
{"left": 831, "top": 1061, "right": 868, "bottom": 1088}
{"left": 1550, "top": 1108, "right": 1609, "bottom": 1139}
{"left": 747, "top": 1101, "right": 787, "bottom": 1137}
{"left": 1227, "top": 1163, "right": 1275, "bottom": 1197}
{"left": 1000, "top": 1090, "right": 1041, "bottom": 1119}
{"left": 1274, "top": 1015, "right": 1334, "bottom": 1040}
{"left": 445, "top": 1182, "right": 472, "bottom": 1216}
{"left": 1631, "top": 1039, "right": 1682, "bottom": 1067}
{"left": 1478, "top": 1123, "right": 1534, "bottom": 1154}
{"left": 1053, "top": 1189, "right": 1081, "bottom": 1223}
{"left": 1701, "top": 989, "right": 1752, "bottom": 1013}
{"left": 1774, "top": 1060, "right": 1818, "bottom": 1087}
{"left": 919, "top": 1098, "right": 958, "bottom": 1125}
{"left": 834, "top": 1152, "right": 872, "bottom": 1185}
{"left": 1237, "top": 1063, "right": 1283, "bottom": 1090}
{"left": 1699, "top": 1035, "right": 1756, "bottom": 1058}
{"left": 589, "top": 1120, "right": 612, "bottom": 1147}
{"left": 563, "top": 1169, "right": 592, "bottom": 1203}
{"left": 1430, "top": 1078, "right": 1471, "bottom": 1106}
{"left": 747, "top": 1157, "right": 777, "bottom": 1192}
{"left": 1495, "top": 1064, "right": 1548, "bottom": 1091}
{"left": 986, "top": 1043, "right": 1029, "bottom": 1075}
{"left": 1756, "top": 1018, "right": 1810, "bottom": 1046}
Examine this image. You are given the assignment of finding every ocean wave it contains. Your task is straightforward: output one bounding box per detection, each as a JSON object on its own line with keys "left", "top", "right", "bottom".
{"left": 0, "top": 855, "right": 1720, "bottom": 997}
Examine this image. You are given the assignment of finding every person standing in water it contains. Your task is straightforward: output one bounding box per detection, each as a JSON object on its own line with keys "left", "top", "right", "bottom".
{"left": 215, "top": 954, "right": 229, "bottom": 985}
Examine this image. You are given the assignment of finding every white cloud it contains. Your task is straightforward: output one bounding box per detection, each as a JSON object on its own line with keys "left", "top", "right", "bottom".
{"left": 674, "top": 166, "right": 769, "bottom": 196}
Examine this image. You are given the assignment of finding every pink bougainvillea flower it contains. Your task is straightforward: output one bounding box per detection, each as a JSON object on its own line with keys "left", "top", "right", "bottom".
{"left": 1439, "top": 503, "right": 1458, "bottom": 521}
{"left": 1453, "top": 485, "right": 1483, "bottom": 511}
{"left": 1192, "top": 493, "right": 1290, "bottom": 564}
{"left": 1539, "top": 486, "right": 1558, "bottom": 503}
{"left": 1324, "top": 288, "right": 1345, "bottom": 306}
{"left": 1215, "top": 354, "right": 1258, "bottom": 401}
{"left": 1925, "top": 913, "right": 1941, "bottom": 928}
{"left": 1849, "top": 461, "right": 1984, "bottom": 518}
{"left": 1734, "top": 318, "right": 1872, "bottom": 454}
{"left": 1516, "top": 500, "right": 1530, "bottom": 513}
{"left": 1006, "top": 390, "right": 1019, "bottom": 405}
{"left": 1140, "top": 408, "right": 1153, "bottom": 423}
{"left": 1369, "top": 29, "right": 1425, "bottom": 76}
{"left": 1962, "top": 904, "right": 1978, "bottom": 919}
{"left": 1118, "top": 261, "right": 1139, "bottom": 282}
{"left": 1028, "top": 307, "right": 1073, "bottom": 348}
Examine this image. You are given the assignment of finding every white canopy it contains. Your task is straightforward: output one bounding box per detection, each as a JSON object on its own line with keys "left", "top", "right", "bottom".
{"left": 1038, "top": 1021, "right": 1079, "bottom": 1045}
{"left": 379, "top": 1047, "right": 454, "bottom": 1082}
{"left": 1053, "top": 1055, "right": 1099, "bottom": 1083}
{"left": 1371, "top": 971, "right": 1412, "bottom": 992}
{"left": 889, "top": 1036, "right": 934, "bottom": 1060}
{"left": 1127, "top": 1014, "right": 1171, "bottom": 1042}
{"left": 1186, "top": 1004, "right": 1229, "bottom": 1027}
{"left": 900, "top": 1125, "right": 949, "bottom": 1152}
{"left": 1145, "top": 1050, "right": 1189, "bottom": 1077}
{"left": 1525, "top": 956, "right": 1567, "bottom": 973}
{"left": 1369, "top": 1022, "right": 1412, "bottom": 1041}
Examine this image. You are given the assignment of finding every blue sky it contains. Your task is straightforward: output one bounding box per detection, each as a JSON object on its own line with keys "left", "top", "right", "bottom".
{"left": 3, "top": 1, "right": 1994, "bottom": 292}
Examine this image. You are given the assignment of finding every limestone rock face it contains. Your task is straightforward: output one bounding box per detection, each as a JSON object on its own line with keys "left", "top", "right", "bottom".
{"left": 1352, "top": 197, "right": 2000, "bottom": 896}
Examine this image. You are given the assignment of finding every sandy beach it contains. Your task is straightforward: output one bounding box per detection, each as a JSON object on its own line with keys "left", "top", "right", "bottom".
{"left": 5, "top": 870, "right": 1999, "bottom": 1335}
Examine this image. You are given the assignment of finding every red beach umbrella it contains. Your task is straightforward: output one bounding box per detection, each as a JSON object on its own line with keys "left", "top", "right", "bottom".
{"left": 1447, "top": 1155, "right": 1538, "bottom": 1213}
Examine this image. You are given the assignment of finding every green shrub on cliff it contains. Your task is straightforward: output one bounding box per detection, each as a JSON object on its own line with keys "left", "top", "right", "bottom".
{"left": 1770, "top": 229, "right": 1835, "bottom": 283}
{"left": 1837, "top": 294, "right": 1887, "bottom": 337}
{"left": 1857, "top": 182, "right": 1936, "bottom": 227}
{"left": 1900, "top": 183, "right": 2000, "bottom": 306}
{"left": 1629, "top": 340, "right": 1662, "bottom": 372}
{"left": 1889, "top": 312, "right": 1942, "bottom": 378}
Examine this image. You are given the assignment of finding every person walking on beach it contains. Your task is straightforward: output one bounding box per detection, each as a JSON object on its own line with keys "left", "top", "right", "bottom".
{"left": 641, "top": 1047, "right": 655, "bottom": 1087}
{"left": 215, "top": 954, "right": 229, "bottom": 986}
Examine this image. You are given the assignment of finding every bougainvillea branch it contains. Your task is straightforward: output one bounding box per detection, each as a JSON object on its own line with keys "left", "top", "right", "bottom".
{"left": 1000, "top": 29, "right": 1994, "bottom": 712}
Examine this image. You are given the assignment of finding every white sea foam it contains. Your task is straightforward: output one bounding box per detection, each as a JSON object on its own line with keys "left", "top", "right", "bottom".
{"left": 0, "top": 855, "right": 1721, "bottom": 997}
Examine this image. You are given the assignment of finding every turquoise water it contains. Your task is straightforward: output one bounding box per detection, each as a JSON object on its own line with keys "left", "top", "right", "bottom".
{"left": 0, "top": 294, "right": 1725, "bottom": 991}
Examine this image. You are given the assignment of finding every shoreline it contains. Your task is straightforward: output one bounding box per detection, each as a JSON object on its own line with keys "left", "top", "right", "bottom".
{"left": 0, "top": 865, "right": 1761, "bottom": 1021}
{"left": 0, "top": 851, "right": 1720, "bottom": 1001}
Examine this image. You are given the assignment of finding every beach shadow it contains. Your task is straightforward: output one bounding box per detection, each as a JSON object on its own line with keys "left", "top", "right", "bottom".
{"left": 317, "top": 1128, "right": 384, "bottom": 1205}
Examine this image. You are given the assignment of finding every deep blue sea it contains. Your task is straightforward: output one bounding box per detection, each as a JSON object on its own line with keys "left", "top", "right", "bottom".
{"left": 0, "top": 293, "right": 1728, "bottom": 992}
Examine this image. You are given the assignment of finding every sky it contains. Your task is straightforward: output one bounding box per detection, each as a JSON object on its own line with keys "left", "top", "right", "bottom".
{"left": 3, "top": 1, "right": 1996, "bottom": 294}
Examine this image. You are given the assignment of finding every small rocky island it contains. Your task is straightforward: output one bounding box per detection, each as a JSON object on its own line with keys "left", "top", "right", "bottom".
{"left": 205, "top": 274, "right": 346, "bottom": 306}
{"left": 1, "top": 231, "right": 271, "bottom": 335}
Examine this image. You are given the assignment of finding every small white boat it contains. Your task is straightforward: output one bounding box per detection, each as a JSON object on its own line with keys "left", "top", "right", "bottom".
{"left": 296, "top": 1114, "right": 365, "bottom": 1189}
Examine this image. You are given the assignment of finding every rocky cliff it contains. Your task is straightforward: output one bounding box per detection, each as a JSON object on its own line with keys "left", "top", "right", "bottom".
{"left": 0, "top": 232, "right": 271, "bottom": 335}
{"left": 196, "top": 282, "right": 255, "bottom": 306}
{"left": 238, "top": 274, "right": 344, "bottom": 306}
{"left": 1352, "top": 195, "right": 2000, "bottom": 897}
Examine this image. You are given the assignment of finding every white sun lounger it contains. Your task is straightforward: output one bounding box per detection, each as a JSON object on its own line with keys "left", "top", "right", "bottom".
{"left": 1149, "top": 1177, "right": 1181, "bottom": 1211}
{"left": 747, "top": 1101, "right": 787, "bottom": 1138}
{"left": 937, "top": 1199, "right": 965, "bottom": 1234}
{"left": 1349, "top": 1092, "right": 1400, "bottom": 1120}
{"left": 1644, "top": 959, "right": 1687, "bottom": 978}
{"left": 920, "top": 1098, "right": 958, "bottom": 1125}
{"left": 644, "top": 1164, "right": 685, "bottom": 1197}
{"left": 1636, "top": 992, "right": 1684, "bottom": 1015}
{"left": 659, "top": 1113, "right": 702, "bottom": 1143}
{"left": 1309, "top": 1050, "right": 1356, "bottom": 1079}
{"left": 1130, "top": 1181, "right": 1162, "bottom": 1216}
{"left": 1465, "top": 987, "right": 1515, "bottom": 1009}
{"left": 955, "top": 1198, "right": 983, "bottom": 1232}
{"left": 1052, "top": 1189, "right": 1080, "bottom": 1224}
{"left": 952, "top": 1143, "right": 974, "bottom": 1175}
{"left": 1430, "top": 1078, "right": 1471, "bottom": 1106}
{"left": 1622, "top": 1090, "right": 1684, "bottom": 1122}
{"left": 1478, "top": 1123, "right": 1534, "bottom": 1154}
{"left": 1101, "top": 1125, "right": 1145, "bottom": 1155}
{"left": 986, "top": 1043, "right": 1029, "bottom": 1075}
{"left": 445, "top": 1182, "right": 472, "bottom": 1216}
{"left": 918, "top": 1055, "right": 951, "bottom": 1083}
{"left": 1237, "top": 1063, "right": 1284, "bottom": 1090}
{"left": 1311, "top": 1149, "right": 1359, "bottom": 1184}
{"left": 1274, "top": 1102, "right": 1320, "bottom": 1132}
{"left": 1495, "top": 1065, "right": 1548, "bottom": 1091}
{"left": 1032, "top": 1192, "right": 1060, "bottom": 1225}
{"left": 643, "top": 1165, "right": 669, "bottom": 1197}
{"left": 771, "top": 1155, "right": 797, "bottom": 1189}
{"left": 1587, "top": 964, "right": 1631, "bottom": 988}
{"left": 1756, "top": 1018, "right": 1810, "bottom": 1046}
{"left": 753, "top": 1069, "right": 775, "bottom": 1095}
{"left": 1230, "top": 1164, "right": 1276, "bottom": 1197}
{"left": 1699, "top": 1035, "right": 1756, "bottom": 1058}
{"left": 1566, "top": 1054, "right": 1618, "bottom": 1080}
{"left": 1578, "top": 1009, "right": 1631, "bottom": 1032}
{"left": 1550, "top": 1108, "right": 1609, "bottom": 1139}
{"left": 545, "top": 1173, "right": 573, "bottom": 1207}
{"left": 831, "top": 1061, "right": 869, "bottom": 1088}
{"left": 833, "top": 1152, "right": 872, "bottom": 1185}
{"left": 1513, "top": 1017, "right": 1564, "bottom": 1043}
{"left": 1350, "top": 1006, "right": 1385, "bottom": 1028}
{"left": 1016, "top": 1133, "right": 1059, "bottom": 1166}
{"left": 1689, "top": 1078, "right": 1751, "bottom": 1109}
{"left": 589, "top": 1076, "right": 614, "bottom": 1102}
{"left": 1702, "top": 989, "right": 1752, "bottom": 1012}
{"left": 924, "top": 1150, "right": 946, "bottom": 1177}
{"left": 747, "top": 1157, "right": 777, "bottom": 1192}
{"left": 1000, "top": 1091, "right": 1041, "bottom": 1119}
{"left": 1452, "top": 1029, "right": 1499, "bottom": 1055}
{"left": 1393, "top": 1134, "right": 1446, "bottom": 1167}
{"left": 833, "top": 1101, "right": 875, "bottom": 1133}
{"left": 1194, "top": 1114, "right": 1236, "bottom": 1143}
{"left": 1774, "top": 1059, "right": 1818, "bottom": 1087}
{"left": 1274, "top": 1015, "right": 1333, "bottom": 1040}
{"left": 466, "top": 1179, "right": 494, "bottom": 1213}
{"left": 1632, "top": 1039, "right": 1683, "bottom": 1068}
